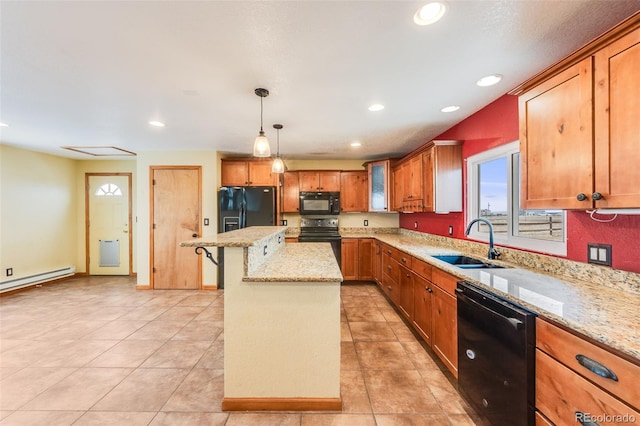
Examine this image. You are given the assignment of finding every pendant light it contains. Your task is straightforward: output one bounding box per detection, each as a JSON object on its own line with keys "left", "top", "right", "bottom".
{"left": 252, "top": 88, "right": 271, "bottom": 157}
{"left": 272, "top": 124, "right": 285, "bottom": 173}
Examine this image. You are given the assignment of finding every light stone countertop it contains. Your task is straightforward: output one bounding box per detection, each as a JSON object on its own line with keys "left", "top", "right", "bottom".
{"left": 243, "top": 242, "right": 343, "bottom": 283}
{"left": 180, "top": 226, "right": 289, "bottom": 247}
{"left": 370, "top": 233, "right": 640, "bottom": 362}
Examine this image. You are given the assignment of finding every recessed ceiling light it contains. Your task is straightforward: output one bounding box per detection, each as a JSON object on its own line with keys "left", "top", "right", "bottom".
{"left": 350, "top": 141, "right": 362, "bottom": 147}
{"left": 414, "top": 2, "right": 447, "bottom": 26}
{"left": 476, "top": 74, "right": 503, "bottom": 87}
{"left": 149, "top": 121, "right": 165, "bottom": 127}
{"left": 441, "top": 105, "right": 460, "bottom": 113}
{"left": 368, "top": 104, "right": 385, "bottom": 112}
{"left": 0, "top": 122, "right": 8, "bottom": 127}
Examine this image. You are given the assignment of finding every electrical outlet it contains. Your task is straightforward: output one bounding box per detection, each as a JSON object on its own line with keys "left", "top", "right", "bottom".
{"left": 204, "top": 218, "right": 209, "bottom": 226}
{"left": 587, "top": 243, "right": 612, "bottom": 266}
{"left": 414, "top": 221, "right": 418, "bottom": 229}
{"left": 449, "top": 225, "right": 453, "bottom": 236}
{"left": 281, "top": 219, "right": 288, "bottom": 226}
{"left": 6, "top": 268, "right": 13, "bottom": 277}
{"left": 364, "top": 220, "right": 369, "bottom": 226}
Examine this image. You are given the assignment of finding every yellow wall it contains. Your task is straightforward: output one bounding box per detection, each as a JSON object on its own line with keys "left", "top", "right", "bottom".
{"left": 1, "top": 145, "right": 78, "bottom": 281}
{"left": 136, "top": 151, "right": 218, "bottom": 288}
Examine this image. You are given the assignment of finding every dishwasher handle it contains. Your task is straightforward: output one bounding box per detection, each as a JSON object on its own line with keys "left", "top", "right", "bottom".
{"left": 456, "top": 288, "right": 524, "bottom": 331}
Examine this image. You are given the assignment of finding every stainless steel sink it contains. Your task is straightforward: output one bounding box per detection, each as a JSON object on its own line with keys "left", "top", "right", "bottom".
{"left": 432, "top": 255, "right": 504, "bottom": 269}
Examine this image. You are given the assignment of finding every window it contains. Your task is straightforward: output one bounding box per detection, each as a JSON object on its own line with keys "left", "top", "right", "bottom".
{"left": 95, "top": 183, "right": 123, "bottom": 196}
{"left": 467, "top": 141, "right": 566, "bottom": 255}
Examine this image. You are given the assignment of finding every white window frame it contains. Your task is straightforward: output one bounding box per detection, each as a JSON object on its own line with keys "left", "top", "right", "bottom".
{"left": 466, "top": 141, "right": 567, "bottom": 256}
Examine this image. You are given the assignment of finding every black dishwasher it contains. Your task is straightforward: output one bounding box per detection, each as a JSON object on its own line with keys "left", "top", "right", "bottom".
{"left": 456, "top": 281, "right": 536, "bottom": 426}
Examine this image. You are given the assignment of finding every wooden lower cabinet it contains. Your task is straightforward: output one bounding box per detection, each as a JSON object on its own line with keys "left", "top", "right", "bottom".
{"left": 373, "top": 241, "right": 382, "bottom": 286}
{"left": 431, "top": 284, "right": 458, "bottom": 378}
{"left": 341, "top": 238, "right": 374, "bottom": 281}
{"left": 412, "top": 272, "right": 433, "bottom": 346}
{"left": 397, "top": 265, "right": 413, "bottom": 320}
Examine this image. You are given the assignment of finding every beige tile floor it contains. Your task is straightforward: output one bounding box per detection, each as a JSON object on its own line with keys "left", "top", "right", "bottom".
{"left": 0, "top": 276, "right": 481, "bottom": 425}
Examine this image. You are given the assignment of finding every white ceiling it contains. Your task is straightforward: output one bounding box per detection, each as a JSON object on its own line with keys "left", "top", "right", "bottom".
{"left": 1, "top": 1, "right": 639, "bottom": 160}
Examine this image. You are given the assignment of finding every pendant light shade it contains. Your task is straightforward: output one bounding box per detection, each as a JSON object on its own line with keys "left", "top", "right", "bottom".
{"left": 271, "top": 123, "right": 285, "bottom": 173}
{"left": 253, "top": 88, "right": 271, "bottom": 157}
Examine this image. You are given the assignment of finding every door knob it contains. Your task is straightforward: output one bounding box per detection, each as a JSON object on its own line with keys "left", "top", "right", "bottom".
{"left": 192, "top": 233, "right": 198, "bottom": 237}
{"left": 576, "top": 193, "right": 588, "bottom": 201}
{"left": 592, "top": 192, "right": 603, "bottom": 200}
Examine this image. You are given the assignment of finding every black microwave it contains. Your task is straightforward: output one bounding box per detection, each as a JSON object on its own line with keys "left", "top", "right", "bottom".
{"left": 299, "top": 192, "right": 340, "bottom": 215}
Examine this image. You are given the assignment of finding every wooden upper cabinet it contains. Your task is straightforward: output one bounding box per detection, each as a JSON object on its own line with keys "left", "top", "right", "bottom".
{"left": 594, "top": 28, "right": 640, "bottom": 208}
{"left": 221, "top": 159, "right": 277, "bottom": 187}
{"left": 423, "top": 141, "right": 463, "bottom": 213}
{"left": 392, "top": 165, "right": 405, "bottom": 211}
{"left": 340, "top": 171, "right": 368, "bottom": 212}
{"left": 367, "top": 160, "right": 390, "bottom": 212}
{"left": 298, "top": 171, "right": 341, "bottom": 191}
{"left": 282, "top": 171, "right": 300, "bottom": 213}
{"left": 518, "top": 21, "right": 640, "bottom": 209}
{"left": 519, "top": 58, "right": 594, "bottom": 209}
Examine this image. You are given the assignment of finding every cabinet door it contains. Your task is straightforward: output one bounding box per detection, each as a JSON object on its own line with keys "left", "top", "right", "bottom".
{"left": 412, "top": 273, "right": 433, "bottom": 346}
{"left": 248, "top": 161, "right": 277, "bottom": 186}
{"left": 341, "top": 239, "right": 359, "bottom": 281}
{"left": 282, "top": 172, "right": 300, "bottom": 212}
{"left": 594, "top": 29, "right": 640, "bottom": 208}
{"left": 409, "top": 155, "right": 423, "bottom": 202}
{"left": 402, "top": 162, "right": 412, "bottom": 202}
{"left": 340, "top": 171, "right": 368, "bottom": 212}
{"left": 432, "top": 284, "right": 458, "bottom": 377}
{"left": 299, "top": 172, "right": 320, "bottom": 191}
{"left": 398, "top": 265, "right": 413, "bottom": 320}
{"left": 368, "top": 160, "right": 389, "bottom": 212}
{"left": 392, "top": 166, "right": 404, "bottom": 211}
{"left": 319, "top": 171, "right": 341, "bottom": 191}
{"left": 422, "top": 147, "right": 435, "bottom": 212}
{"left": 358, "top": 239, "right": 374, "bottom": 281}
{"left": 221, "top": 161, "right": 249, "bottom": 186}
{"left": 519, "top": 57, "right": 594, "bottom": 209}
{"left": 373, "top": 241, "right": 382, "bottom": 286}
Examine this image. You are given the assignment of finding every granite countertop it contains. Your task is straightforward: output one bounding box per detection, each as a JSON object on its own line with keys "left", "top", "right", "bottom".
{"left": 180, "top": 226, "right": 289, "bottom": 247}
{"left": 372, "top": 233, "right": 640, "bottom": 362}
{"left": 244, "top": 242, "right": 343, "bottom": 283}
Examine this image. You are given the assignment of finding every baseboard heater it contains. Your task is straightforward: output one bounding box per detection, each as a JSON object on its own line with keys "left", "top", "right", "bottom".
{"left": 0, "top": 266, "right": 76, "bottom": 293}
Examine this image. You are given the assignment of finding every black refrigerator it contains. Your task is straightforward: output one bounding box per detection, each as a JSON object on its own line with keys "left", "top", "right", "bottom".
{"left": 217, "top": 186, "right": 276, "bottom": 288}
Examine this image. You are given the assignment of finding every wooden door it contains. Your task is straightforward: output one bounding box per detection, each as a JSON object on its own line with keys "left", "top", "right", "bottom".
{"left": 318, "top": 171, "right": 340, "bottom": 191}
{"left": 373, "top": 241, "right": 382, "bottom": 286}
{"left": 409, "top": 155, "right": 423, "bottom": 201}
{"left": 282, "top": 171, "right": 300, "bottom": 212}
{"left": 392, "top": 166, "right": 404, "bottom": 211}
{"left": 398, "top": 265, "right": 413, "bottom": 320}
{"left": 519, "top": 57, "right": 594, "bottom": 209}
{"left": 151, "top": 166, "right": 201, "bottom": 289}
{"left": 221, "top": 161, "right": 248, "bottom": 186}
{"left": 340, "top": 171, "right": 368, "bottom": 212}
{"left": 412, "top": 273, "right": 433, "bottom": 346}
{"left": 594, "top": 28, "right": 640, "bottom": 208}
{"left": 248, "top": 161, "right": 276, "bottom": 186}
{"left": 357, "top": 239, "right": 373, "bottom": 280}
{"left": 87, "top": 174, "right": 132, "bottom": 276}
{"left": 299, "top": 172, "right": 320, "bottom": 191}
{"left": 422, "top": 147, "right": 435, "bottom": 212}
{"left": 340, "top": 239, "right": 359, "bottom": 280}
{"left": 432, "top": 284, "right": 458, "bottom": 377}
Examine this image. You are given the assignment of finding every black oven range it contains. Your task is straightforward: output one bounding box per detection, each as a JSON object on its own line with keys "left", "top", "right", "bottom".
{"left": 297, "top": 217, "right": 341, "bottom": 268}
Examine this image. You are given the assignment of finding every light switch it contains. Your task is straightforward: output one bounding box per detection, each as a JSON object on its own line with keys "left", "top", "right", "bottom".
{"left": 587, "top": 243, "right": 612, "bottom": 267}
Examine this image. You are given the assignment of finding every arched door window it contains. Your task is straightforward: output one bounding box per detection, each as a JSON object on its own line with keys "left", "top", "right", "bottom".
{"left": 95, "top": 183, "right": 123, "bottom": 196}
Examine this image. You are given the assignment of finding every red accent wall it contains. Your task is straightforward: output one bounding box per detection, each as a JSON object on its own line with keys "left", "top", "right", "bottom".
{"left": 399, "top": 94, "right": 640, "bottom": 273}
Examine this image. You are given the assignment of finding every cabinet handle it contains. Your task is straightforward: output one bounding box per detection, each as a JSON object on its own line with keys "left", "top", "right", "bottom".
{"left": 576, "top": 193, "right": 588, "bottom": 201}
{"left": 401, "top": 257, "right": 407, "bottom": 263}
{"left": 575, "top": 354, "right": 618, "bottom": 381}
{"left": 575, "top": 411, "right": 601, "bottom": 426}
{"left": 406, "top": 274, "right": 411, "bottom": 278}
{"left": 387, "top": 250, "right": 392, "bottom": 254}
{"left": 387, "top": 286, "right": 392, "bottom": 291}
{"left": 425, "top": 287, "right": 432, "bottom": 293}
{"left": 592, "top": 192, "right": 603, "bottom": 201}
{"left": 387, "top": 265, "right": 392, "bottom": 270}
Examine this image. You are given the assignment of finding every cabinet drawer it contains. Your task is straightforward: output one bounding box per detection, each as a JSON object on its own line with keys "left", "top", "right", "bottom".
{"left": 382, "top": 253, "right": 401, "bottom": 283}
{"left": 381, "top": 244, "right": 411, "bottom": 267}
{"left": 536, "top": 350, "right": 640, "bottom": 426}
{"left": 537, "top": 318, "right": 640, "bottom": 409}
{"left": 431, "top": 268, "right": 458, "bottom": 296}
{"left": 412, "top": 257, "right": 432, "bottom": 281}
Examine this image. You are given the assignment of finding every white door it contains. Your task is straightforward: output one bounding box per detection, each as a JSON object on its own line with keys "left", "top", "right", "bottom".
{"left": 88, "top": 175, "right": 131, "bottom": 275}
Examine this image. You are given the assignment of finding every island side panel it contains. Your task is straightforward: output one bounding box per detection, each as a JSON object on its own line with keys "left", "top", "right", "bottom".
{"left": 223, "top": 247, "right": 341, "bottom": 399}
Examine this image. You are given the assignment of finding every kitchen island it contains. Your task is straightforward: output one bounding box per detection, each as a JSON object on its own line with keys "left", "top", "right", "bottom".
{"left": 180, "top": 226, "right": 343, "bottom": 411}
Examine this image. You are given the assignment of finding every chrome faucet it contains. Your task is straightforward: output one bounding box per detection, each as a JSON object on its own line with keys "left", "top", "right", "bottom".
{"left": 465, "top": 218, "right": 501, "bottom": 260}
